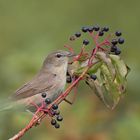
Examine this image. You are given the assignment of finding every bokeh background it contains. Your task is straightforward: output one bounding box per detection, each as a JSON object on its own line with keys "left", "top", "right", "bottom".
{"left": 0, "top": 0, "right": 140, "bottom": 140}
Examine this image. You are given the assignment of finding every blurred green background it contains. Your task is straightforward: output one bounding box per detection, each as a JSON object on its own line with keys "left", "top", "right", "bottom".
{"left": 0, "top": 0, "right": 140, "bottom": 140}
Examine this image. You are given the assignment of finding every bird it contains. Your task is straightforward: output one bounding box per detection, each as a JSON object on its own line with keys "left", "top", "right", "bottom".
{"left": 0, "top": 50, "right": 75, "bottom": 112}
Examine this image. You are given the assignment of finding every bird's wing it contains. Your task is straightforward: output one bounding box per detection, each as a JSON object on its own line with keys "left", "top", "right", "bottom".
{"left": 12, "top": 73, "right": 56, "bottom": 100}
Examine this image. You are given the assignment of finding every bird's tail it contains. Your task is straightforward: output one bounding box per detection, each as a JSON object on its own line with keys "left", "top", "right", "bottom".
{"left": 0, "top": 99, "right": 14, "bottom": 112}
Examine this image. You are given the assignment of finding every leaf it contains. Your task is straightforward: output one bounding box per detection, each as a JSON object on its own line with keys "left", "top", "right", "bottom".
{"left": 110, "top": 54, "right": 130, "bottom": 93}
{"left": 100, "top": 64, "right": 121, "bottom": 109}
{"left": 96, "top": 52, "right": 116, "bottom": 81}
{"left": 85, "top": 52, "right": 130, "bottom": 110}
{"left": 100, "top": 63, "right": 114, "bottom": 83}
{"left": 70, "top": 51, "right": 130, "bottom": 110}
{"left": 110, "top": 54, "right": 129, "bottom": 78}
{"left": 87, "top": 61, "right": 103, "bottom": 74}
{"left": 74, "top": 58, "right": 101, "bottom": 75}
{"left": 85, "top": 76, "right": 110, "bottom": 109}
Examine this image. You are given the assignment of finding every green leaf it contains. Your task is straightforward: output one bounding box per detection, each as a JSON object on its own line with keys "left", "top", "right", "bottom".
{"left": 70, "top": 52, "right": 130, "bottom": 110}
{"left": 96, "top": 52, "right": 116, "bottom": 81}
{"left": 85, "top": 76, "right": 110, "bottom": 109}
{"left": 87, "top": 61, "right": 103, "bottom": 74}
{"left": 100, "top": 64, "right": 121, "bottom": 109}
{"left": 74, "top": 59, "right": 102, "bottom": 75}
{"left": 110, "top": 54, "right": 129, "bottom": 78}
{"left": 110, "top": 54, "right": 130, "bottom": 93}
{"left": 85, "top": 52, "right": 130, "bottom": 110}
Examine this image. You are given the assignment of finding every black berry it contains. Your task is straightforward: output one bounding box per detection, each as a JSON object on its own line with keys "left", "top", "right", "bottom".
{"left": 67, "top": 71, "right": 70, "bottom": 76}
{"left": 118, "top": 38, "right": 124, "bottom": 44}
{"left": 98, "top": 31, "right": 104, "bottom": 36}
{"left": 75, "top": 32, "right": 81, "bottom": 37}
{"left": 115, "top": 31, "right": 122, "bottom": 36}
{"left": 111, "top": 39, "right": 118, "bottom": 45}
{"left": 41, "top": 93, "right": 47, "bottom": 98}
{"left": 56, "top": 115, "right": 63, "bottom": 121}
{"left": 115, "top": 48, "right": 121, "bottom": 55}
{"left": 82, "top": 27, "right": 88, "bottom": 33}
{"left": 55, "top": 123, "right": 60, "bottom": 129}
{"left": 103, "top": 27, "right": 109, "bottom": 32}
{"left": 88, "top": 26, "right": 94, "bottom": 32}
{"left": 51, "top": 110, "right": 56, "bottom": 116}
{"left": 55, "top": 110, "right": 60, "bottom": 115}
{"left": 52, "top": 104, "right": 58, "bottom": 110}
{"left": 90, "top": 74, "right": 97, "bottom": 80}
{"left": 94, "top": 25, "right": 100, "bottom": 31}
{"left": 83, "top": 39, "right": 89, "bottom": 45}
{"left": 51, "top": 119, "right": 57, "bottom": 125}
{"left": 66, "top": 76, "right": 72, "bottom": 83}
{"left": 110, "top": 45, "right": 117, "bottom": 52}
{"left": 45, "top": 98, "right": 51, "bottom": 104}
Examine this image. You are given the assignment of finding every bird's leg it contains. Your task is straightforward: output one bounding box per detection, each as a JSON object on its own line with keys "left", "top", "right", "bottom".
{"left": 27, "top": 99, "right": 46, "bottom": 125}
{"left": 26, "top": 109, "right": 35, "bottom": 115}
{"left": 26, "top": 109, "right": 38, "bottom": 119}
{"left": 28, "top": 100, "right": 40, "bottom": 110}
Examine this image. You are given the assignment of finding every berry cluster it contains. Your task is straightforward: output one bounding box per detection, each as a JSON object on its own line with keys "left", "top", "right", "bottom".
{"left": 68, "top": 25, "right": 125, "bottom": 84}
{"left": 41, "top": 93, "right": 63, "bottom": 129}
{"left": 70, "top": 25, "right": 125, "bottom": 56}
{"left": 50, "top": 104, "right": 63, "bottom": 129}
{"left": 110, "top": 31, "right": 124, "bottom": 55}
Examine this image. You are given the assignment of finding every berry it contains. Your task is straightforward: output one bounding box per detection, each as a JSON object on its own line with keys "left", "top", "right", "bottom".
{"left": 69, "top": 36, "right": 75, "bottom": 41}
{"left": 110, "top": 45, "right": 117, "bottom": 52}
{"left": 45, "top": 98, "right": 51, "bottom": 104}
{"left": 75, "top": 32, "right": 81, "bottom": 37}
{"left": 118, "top": 38, "right": 124, "bottom": 44}
{"left": 115, "top": 48, "right": 121, "bottom": 55}
{"left": 41, "top": 93, "right": 46, "bottom": 98}
{"left": 51, "top": 119, "right": 57, "bottom": 125}
{"left": 90, "top": 74, "right": 97, "bottom": 80}
{"left": 67, "top": 71, "right": 70, "bottom": 76}
{"left": 55, "top": 110, "right": 60, "bottom": 115}
{"left": 55, "top": 123, "right": 60, "bottom": 129}
{"left": 115, "top": 31, "right": 122, "bottom": 36}
{"left": 82, "top": 27, "right": 88, "bottom": 33}
{"left": 88, "top": 26, "right": 94, "bottom": 32}
{"left": 56, "top": 115, "right": 63, "bottom": 121}
{"left": 66, "top": 76, "right": 72, "bottom": 83}
{"left": 51, "top": 110, "right": 56, "bottom": 116}
{"left": 103, "top": 27, "right": 109, "bottom": 32}
{"left": 111, "top": 39, "right": 118, "bottom": 45}
{"left": 52, "top": 104, "right": 58, "bottom": 110}
{"left": 94, "top": 25, "right": 100, "bottom": 31}
{"left": 83, "top": 39, "right": 89, "bottom": 45}
{"left": 98, "top": 31, "right": 104, "bottom": 36}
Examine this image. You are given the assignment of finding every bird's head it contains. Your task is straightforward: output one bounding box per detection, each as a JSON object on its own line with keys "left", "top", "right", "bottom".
{"left": 42, "top": 50, "right": 75, "bottom": 68}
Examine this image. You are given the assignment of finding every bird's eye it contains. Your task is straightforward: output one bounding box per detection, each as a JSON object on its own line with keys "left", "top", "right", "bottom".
{"left": 56, "top": 53, "right": 62, "bottom": 58}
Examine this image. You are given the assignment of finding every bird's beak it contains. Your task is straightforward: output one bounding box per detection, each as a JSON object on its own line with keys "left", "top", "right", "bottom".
{"left": 67, "top": 52, "right": 76, "bottom": 57}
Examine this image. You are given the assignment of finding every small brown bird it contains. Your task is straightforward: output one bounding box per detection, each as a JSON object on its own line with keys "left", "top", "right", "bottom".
{"left": 0, "top": 50, "right": 74, "bottom": 112}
